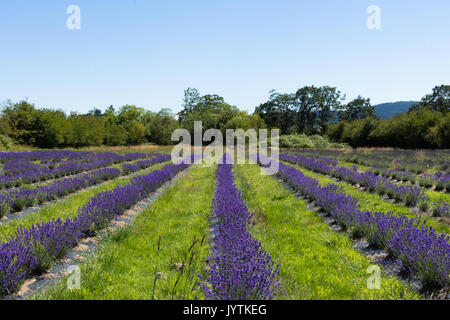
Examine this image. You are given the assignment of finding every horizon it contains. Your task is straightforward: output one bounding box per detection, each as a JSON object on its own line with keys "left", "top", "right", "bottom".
{"left": 1, "top": 0, "right": 449, "bottom": 114}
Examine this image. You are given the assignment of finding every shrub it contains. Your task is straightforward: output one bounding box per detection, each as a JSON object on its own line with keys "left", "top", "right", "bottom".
{"left": 418, "top": 200, "right": 429, "bottom": 212}
{"left": 278, "top": 134, "right": 349, "bottom": 149}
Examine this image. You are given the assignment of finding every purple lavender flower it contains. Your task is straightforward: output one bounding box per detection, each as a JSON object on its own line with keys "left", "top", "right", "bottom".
{"left": 199, "top": 155, "right": 280, "bottom": 300}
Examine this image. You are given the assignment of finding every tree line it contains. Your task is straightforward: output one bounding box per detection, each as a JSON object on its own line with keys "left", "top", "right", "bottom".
{"left": 0, "top": 88, "right": 265, "bottom": 148}
{"left": 326, "top": 85, "right": 449, "bottom": 149}
{"left": 1, "top": 85, "right": 448, "bottom": 149}
{"left": 255, "top": 85, "right": 449, "bottom": 149}
{"left": 254, "top": 86, "right": 375, "bottom": 135}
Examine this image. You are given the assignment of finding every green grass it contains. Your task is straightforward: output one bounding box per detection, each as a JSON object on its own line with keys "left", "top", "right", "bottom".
{"left": 339, "top": 161, "right": 372, "bottom": 171}
{"left": 287, "top": 162, "right": 450, "bottom": 235}
{"left": 426, "top": 191, "right": 450, "bottom": 207}
{"left": 0, "top": 163, "right": 167, "bottom": 240}
{"left": 233, "top": 164, "right": 419, "bottom": 300}
{"left": 33, "top": 164, "right": 216, "bottom": 300}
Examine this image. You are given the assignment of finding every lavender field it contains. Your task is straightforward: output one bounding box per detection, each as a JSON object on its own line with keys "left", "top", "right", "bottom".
{"left": 0, "top": 148, "right": 447, "bottom": 301}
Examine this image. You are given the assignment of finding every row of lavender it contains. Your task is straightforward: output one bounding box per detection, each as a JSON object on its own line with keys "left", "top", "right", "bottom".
{"left": 290, "top": 150, "right": 450, "bottom": 193}
{"left": 0, "top": 151, "right": 156, "bottom": 189}
{"left": 288, "top": 149, "right": 450, "bottom": 173}
{"left": 0, "top": 150, "right": 99, "bottom": 162}
{"left": 367, "top": 167, "right": 449, "bottom": 193}
{"left": 1, "top": 151, "right": 123, "bottom": 176}
{"left": 121, "top": 155, "right": 171, "bottom": 175}
{"left": 0, "top": 154, "right": 171, "bottom": 218}
{"left": 0, "top": 158, "right": 190, "bottom": 296}
{"left": 199, "top": 156, "right": 280, "bottom": 299}
{"left": 280, "top": 154, "right": 449, "bottom": 216}
{"left": 260, "top": 156, "right": 449, "bottom": 289}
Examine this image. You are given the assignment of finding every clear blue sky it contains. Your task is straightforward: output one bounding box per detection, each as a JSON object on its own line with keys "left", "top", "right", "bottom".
{"left": 1, "top": 0, "right": 449, "bottom": 114}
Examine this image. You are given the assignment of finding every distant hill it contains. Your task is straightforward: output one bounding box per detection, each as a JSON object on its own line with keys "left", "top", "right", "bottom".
{"left": 374, "top": 101, "right": 418, "bottom": 119}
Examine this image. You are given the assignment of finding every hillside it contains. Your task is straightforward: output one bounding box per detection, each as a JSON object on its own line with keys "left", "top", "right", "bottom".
{"left": 374, "top": 101, "right": 418, "bottom": 119}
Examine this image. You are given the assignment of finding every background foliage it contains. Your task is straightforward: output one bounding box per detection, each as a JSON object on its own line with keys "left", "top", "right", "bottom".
{"left": 1, "top": 85, "right": 448, "bottom": 149}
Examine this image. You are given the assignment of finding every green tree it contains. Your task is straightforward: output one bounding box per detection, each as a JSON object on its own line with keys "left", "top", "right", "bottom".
{"left": 178, "top": 90, "right": 242, "bottom": 143}
{"left": 104, "top": 123, "right": 127, "bottom": 146}
{"left": 339, "top": 96, "right": 376, "bottom": 121}
{"left": 1, "top": 100, "right": 37, "bottom": 145}
{"left": 293, "top": 86, "right": 343, "bottom": 135}
{"left": 255, "top": 90, "right": 295, "bottom": 134}
{"left": 141, "top": 109, "right": 179, "bottom": 145}
{"left": 178, "top": 88, "right": 201, "bottom": 122}
{"left": 128, "top": 121, "right": 147, "bottom": 145}
{"left": 256, "top": 86, "right": 343, "bottom": 135}
{"left": 117, "top": 105, "right": 145, "bottom": 130}
{"left": 32, "top": 109, "right": 67, "bottom": 148}
{"left": 409, "top": 85, "right": 450, "bottom": 113}
{"left": 426, "top": 112, "right": 450, "bottom": 148}
{"left": 65, "top": 114, "right": 104, "bottom": 147}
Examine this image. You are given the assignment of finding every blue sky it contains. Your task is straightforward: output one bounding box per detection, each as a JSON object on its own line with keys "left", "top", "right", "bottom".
{"left": 0, "top": 0, "right": 449, "bottom": 114}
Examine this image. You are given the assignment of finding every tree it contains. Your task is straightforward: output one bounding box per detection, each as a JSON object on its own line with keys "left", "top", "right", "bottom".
{"left": 177, "top": 89, "right": 242, "bottom": 143}
{"left": 225, "top": 112, "right": 266, "bottom": 131}
{"left": 293, "top": 86, "right": 343, "bottom": 135}
{"left": 117, "top": 105, "right": 145, "bottom": 130}
{"left": 315, "top": 86, "right": 344, "bottom": 134}
{"left": 128, "top": 122, "right": 146, "bottom": 145}
{"left": 409, "top": 85, "right": 450, "bottom": 113}
{"left": 88, "top": 108, "right": 103, "bottom": 117}
{"left": 256, "top": 86, "right": 343, "bottom": 135}
{"left": 426, "top": 112, "right": 450, "bottom": 148}
{"left": 255, "top": 91, "right": 295, "bottom": 134}
{"left": 178, "top": 88, "right": 201, "bottom": 122}
{"left": 141, "top": 109, "right": 179, "bottom": 145}
{"left": 64, "top": 114, "right": 104, "bottom": 147}
{"left": 1, "top": 100, "right": 37, "bottom": 145}
{"left": 104, "top": 123, "right": 127, "bottom": 146}
{"left": 32, "top": 109, "right": 67, "bottom": 148}
{"left": 339, "top": 96, "right": 376, "bottom": 121}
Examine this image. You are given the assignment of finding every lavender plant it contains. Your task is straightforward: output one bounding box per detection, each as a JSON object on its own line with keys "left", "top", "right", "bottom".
{"left": 199, "top": 155, "right": 280, "bottom": 300}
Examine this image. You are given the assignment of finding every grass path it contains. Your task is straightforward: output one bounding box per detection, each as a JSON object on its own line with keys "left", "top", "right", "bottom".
{"left": 0, "top": 163, "right": 167, "bottom": 239}
{"left": 33, "top": 164, "right": 216, "bottom": 300}
{"left": 287, "top": 162, "right": 450, "bottom": 235}
{"left": 233, "top": 164, "right": 418, "bottom": 300}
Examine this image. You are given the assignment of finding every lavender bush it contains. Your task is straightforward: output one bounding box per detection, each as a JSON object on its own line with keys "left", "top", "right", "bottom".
{"left": 280, "top": 154, "right": 431, "bottom": 207}
{"left": 199, "top": 155, "right": 280, "bottom": 300}
{"left": 0, "top": 151, "right": 157, "bottom": 189}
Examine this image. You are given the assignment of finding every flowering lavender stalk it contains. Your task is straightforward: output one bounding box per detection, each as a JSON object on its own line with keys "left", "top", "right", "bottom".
{"left": 199, "top": 155, "right": 280, "bottom": 300}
